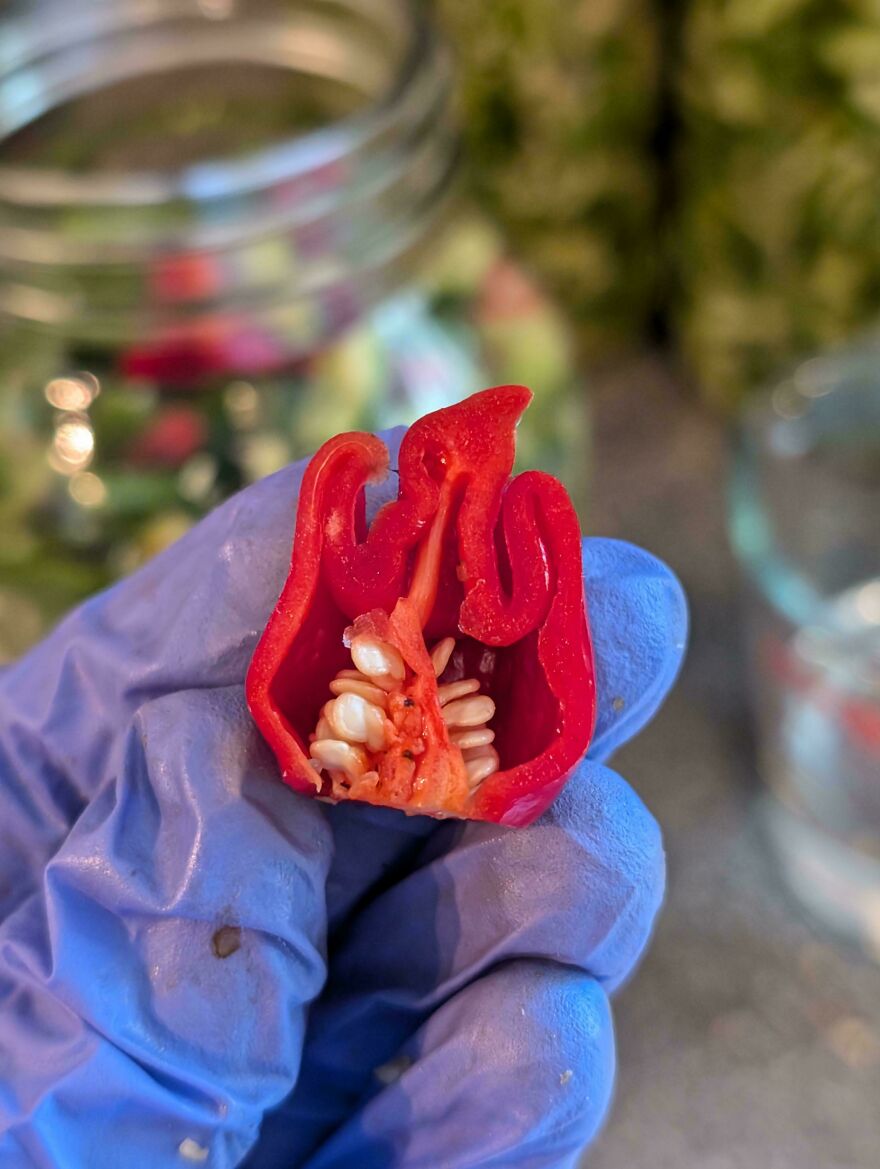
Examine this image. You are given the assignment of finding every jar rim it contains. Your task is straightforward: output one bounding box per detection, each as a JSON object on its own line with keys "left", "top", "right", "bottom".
{"left": 0, "top": 0, "right": 459, "bottom": 346}
{"left": 0, "top": 0, "right": 439, "bottom": 209}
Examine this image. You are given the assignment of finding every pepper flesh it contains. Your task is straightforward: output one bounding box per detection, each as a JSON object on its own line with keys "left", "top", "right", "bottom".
{"left": 246, "top": 385, "right": 595, "bottom": 827}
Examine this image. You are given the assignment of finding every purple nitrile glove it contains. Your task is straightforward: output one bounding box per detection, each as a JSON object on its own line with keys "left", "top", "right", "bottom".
{"left": 0, "top": 430, "right": 686, "bottom": 1169}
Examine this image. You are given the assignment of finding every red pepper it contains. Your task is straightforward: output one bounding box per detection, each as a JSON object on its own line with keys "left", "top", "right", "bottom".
{"left": 246, "top": 386, "right": 595, "bottom": 827}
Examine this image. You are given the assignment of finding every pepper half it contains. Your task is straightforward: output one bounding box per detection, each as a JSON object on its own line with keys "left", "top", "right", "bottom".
{"left": 246, "top": 385, "right": 595, "bottom": 827}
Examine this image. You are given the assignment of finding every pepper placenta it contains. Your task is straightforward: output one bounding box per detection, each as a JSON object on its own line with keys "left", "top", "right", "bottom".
{"left": 246, "top": 385, "right": 595, "bottom": 827}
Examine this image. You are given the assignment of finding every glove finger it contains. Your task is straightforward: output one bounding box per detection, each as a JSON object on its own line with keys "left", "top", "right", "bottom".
{"left": 0, "top": 686, "right": 331, "bottom": 1169}
{"left": 333, "top": 758, "right": 664, "bottom": 998}
{"left": 301, "top": 961, "right": 614, "bottom": 1169}
{"left": 249, "top": 760, "right": 661, "bottom": 1165}
{"left": 584, "top": 538, "right": 687, "bottom": 763}
{"left": 0, "top": 430, "right": 406, "bottom": 918}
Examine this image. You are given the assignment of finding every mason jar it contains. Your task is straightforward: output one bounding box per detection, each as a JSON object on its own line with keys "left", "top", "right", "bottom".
{"left": 0, "top": 0, "right": 588, "bottom": 659}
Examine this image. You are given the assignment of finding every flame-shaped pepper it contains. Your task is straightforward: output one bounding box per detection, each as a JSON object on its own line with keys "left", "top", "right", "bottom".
{"left": 246, "top": 386, "right": 595, "bottom": 827}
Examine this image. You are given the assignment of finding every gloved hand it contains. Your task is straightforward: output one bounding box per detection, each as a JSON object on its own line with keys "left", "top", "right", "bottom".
{"left": 0, "top": 429, "right": 686, "bottom": 1169}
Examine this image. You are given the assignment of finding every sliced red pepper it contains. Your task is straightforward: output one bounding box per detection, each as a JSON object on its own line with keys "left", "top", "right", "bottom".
{"left": 246, "top": 385, "right": 595, "bottom": 827}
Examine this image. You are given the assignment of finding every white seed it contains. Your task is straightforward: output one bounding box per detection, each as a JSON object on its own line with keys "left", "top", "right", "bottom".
{"left": 314, "top": 715, "right": 333, "bottom": 740}
{"left": 310, "top": 739, "right": 369, "bottom": 778}
{"left": 462, "top": 744, "right": 497, "bottom": 762}
{"left": 437, "top": 678, "right": 480, "bottom": 706}
{"left": 465, "top": 747, "right": 500, "bottom": 786}
{"left": 337, "top": 668, "right": 395, "bottom": 691}
{"left": 450, "top": 727, "right": 495, "bottom": 749}
{"left": 442, "top": 694, "right": 496, "bottom": 728}
{"left": 365, "top": 718, "right": 387, "bottom": 753}
{"left": 324, "top": 697, "right": 350, "bottom": 739}
{"left": 329, "top": 676, "right": 389, "bottom": 708}
{"left": 327, "top": 692, "right": 387, "bottom": 751}
{"left": 431, "top": 637, "right": 456, "bottom": 677}
{"left": 351, "top": 636, "right": 405, "bottom": 682}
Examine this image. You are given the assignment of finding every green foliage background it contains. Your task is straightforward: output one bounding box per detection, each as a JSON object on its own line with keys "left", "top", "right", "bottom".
{"left": 436, "top": 0, "right": 880, "bottom": 407}
{"left": 437, "top": 0, "right": 660, "bottom": 355}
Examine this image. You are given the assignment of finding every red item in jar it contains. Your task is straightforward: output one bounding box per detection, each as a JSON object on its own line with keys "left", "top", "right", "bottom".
{"left": 120, "top": 320, "right": 289, "bottom": 387}
{"left": 127, "top": 406, "right": 208, "bottom": 468}
{"left": 151, "top": 253, "right": 224, "bottom": 304}
{"left": 120, "top": 333, "right": 227, "bottom": 386}
{"left": 246, "top": 385, "right": 595, "bottom": 827}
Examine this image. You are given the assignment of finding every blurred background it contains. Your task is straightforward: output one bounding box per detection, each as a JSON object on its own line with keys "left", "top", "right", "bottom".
{"left": 0, "top": 1, "right": 878, "bottom": 1166}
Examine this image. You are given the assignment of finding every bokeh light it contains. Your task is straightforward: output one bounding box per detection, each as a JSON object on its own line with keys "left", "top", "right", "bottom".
{"left": 178, "top": 453, "right": 218, "bottom": 503}
{"left": 68, "top": 471, "right": 107, "bottom": 508}
{"left": 855, "top": 580, "right": 880, "bottom": 625}
{"left": 44, "top": 373, "right": 100, "bottom": 412}
{"left": 224, "top": 381, "right": 260, "bottom": 429}
{"left": 49, "top": 417, "right": 95, "bottom": 474}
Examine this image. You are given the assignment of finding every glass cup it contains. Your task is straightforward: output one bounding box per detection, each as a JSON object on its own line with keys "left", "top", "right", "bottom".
{"left": 730, "top": 342, "right": 880, "bottom": 956}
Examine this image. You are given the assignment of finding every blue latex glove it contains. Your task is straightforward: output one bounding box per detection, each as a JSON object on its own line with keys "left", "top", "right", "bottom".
{"left": 0, "top": 430, "right": 686, "bottom": 1169}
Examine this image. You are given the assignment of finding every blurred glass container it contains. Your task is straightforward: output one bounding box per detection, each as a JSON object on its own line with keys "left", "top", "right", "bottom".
{"left": 730, "top": 343, "right": 880, "bottom": 956}
{"left": 0, "top": 0, "right": 587, "bottom": 659}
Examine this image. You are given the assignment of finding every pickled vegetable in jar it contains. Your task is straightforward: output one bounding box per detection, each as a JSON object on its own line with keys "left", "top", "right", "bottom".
{"left": 0, "top": 0, "right": 588, "bottom": 659}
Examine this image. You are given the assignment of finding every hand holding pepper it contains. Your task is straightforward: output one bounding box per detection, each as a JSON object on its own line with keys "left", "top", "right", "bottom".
{"left": 0, "top": 419, "right": 686, "bottom": 1168}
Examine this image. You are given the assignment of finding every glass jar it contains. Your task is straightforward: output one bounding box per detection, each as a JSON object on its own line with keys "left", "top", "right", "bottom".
{"left": 0, "top": 0, "right": 588, "bottom": 659}
{"left": 730, "top": 343, "right": 880, "bottom": 956}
